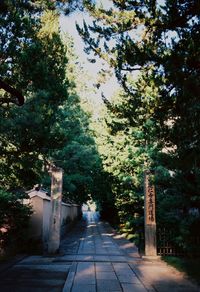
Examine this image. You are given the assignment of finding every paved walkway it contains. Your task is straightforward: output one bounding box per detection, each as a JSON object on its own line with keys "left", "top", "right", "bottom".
{"left": 0, "top": 211, "right": 199, "bottom": 291}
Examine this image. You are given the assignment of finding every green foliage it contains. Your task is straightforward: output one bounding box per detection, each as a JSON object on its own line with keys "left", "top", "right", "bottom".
{"left": 93, "top": 87, "right": 159, "bottom": 229}
{"left": 0, "top": 10, "right": 69, "bottom": 190}
{"left": 78, "top": 0, "right": 200, "bottom": 253}
{"left": 0, "top": 189, "right": 32, "bottom": 254}
{"left": 0, "top": 4, "right": 107, "bottom": 207}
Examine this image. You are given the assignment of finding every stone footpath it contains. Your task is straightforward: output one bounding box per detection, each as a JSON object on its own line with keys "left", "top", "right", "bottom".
{"left": 0, "top": 211, "right": 199, "bottom": 292}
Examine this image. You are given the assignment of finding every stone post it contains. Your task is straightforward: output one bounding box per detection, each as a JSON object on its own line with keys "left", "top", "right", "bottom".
{"left": 48, "top": 166, "right": 63, "bottom": 254}
{"left": 144, "top": 170, "right": 157, "bottom": 257}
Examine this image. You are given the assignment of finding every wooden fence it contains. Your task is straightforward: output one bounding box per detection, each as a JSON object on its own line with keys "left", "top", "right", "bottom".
{"left": 157, "top": 228, "right": 200, "bottom": 257}
{"left": 137, "top": 227, "right": 200, "bottom": 257}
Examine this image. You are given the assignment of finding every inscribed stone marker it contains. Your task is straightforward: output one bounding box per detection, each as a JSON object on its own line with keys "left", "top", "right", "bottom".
{"left": 144, "top": 170, "right": 157, "bottom": 257}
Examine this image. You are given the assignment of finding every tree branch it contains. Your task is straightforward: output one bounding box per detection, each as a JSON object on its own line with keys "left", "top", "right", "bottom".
{"left": 0, "top": 79, "right": 24, "bottom": 106}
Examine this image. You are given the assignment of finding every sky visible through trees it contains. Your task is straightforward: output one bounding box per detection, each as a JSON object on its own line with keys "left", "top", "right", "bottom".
{"left": 60, "top": 1, "right": 120, "bottom": 106}
{"left": 60, "top": 0, "right": 167, "bottom": 106}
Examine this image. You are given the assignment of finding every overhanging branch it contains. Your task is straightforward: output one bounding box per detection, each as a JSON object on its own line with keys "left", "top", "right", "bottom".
{"left": 0, "top": 79, "right": 24, "bottom": 106}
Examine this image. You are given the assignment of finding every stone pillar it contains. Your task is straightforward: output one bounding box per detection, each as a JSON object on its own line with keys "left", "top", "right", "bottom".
{"left": 48, "top": 166, "right": 63, "bottom": 254}
{"left": 144, "top": 170, "right": 157, "bottom": 257}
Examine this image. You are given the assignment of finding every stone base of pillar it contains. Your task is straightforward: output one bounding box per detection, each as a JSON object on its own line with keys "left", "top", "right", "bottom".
{"left": 145, "top": 224, "right": 157, "bottom": 257}
{"left": 48, "top": 240, "right": 60, "bottom": 254}
{"left": 142, "top": 255, "right": 161, "bottom": 260}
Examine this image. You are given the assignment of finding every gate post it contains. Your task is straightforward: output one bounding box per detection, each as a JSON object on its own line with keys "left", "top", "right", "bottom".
{"left": 48, "top": 166, "right": 63, "bottom": 254}
{"left": 144, "top": 170, "right": 157, "bottom": 257}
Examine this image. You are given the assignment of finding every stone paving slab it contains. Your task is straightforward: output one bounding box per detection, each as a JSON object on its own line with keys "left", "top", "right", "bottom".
{"left": 62, "top": 262, "right": 77, "bottom": 292}
{"left": 63, "top": 259, "right": 148, "bottom": 292}
{"left": 71, "top": 284, "right": 96, "bottom": 292}
{"left": 74, "top": 262, "right": 96, "bottom": 284}
{"left": 18, "top": 255, "right": 56, "bottom": 264}
{"left": 121, "top": 283, "right": 147, "bottom": 292}
{"left": 109, "top": 256, "right": 127, "bottom": 262}
{"left": 129, "top": 261, "right": 200, "bottom": 292}
{"left": 95, "top": 262, "right": 114, "bottom": 272}
{"left": 117, "top": 274, "right": 141, "bottom": 284}
{"left": 97, "top": 279, "right": 122, "bottom": 291}
{"left": 61, "top": 212, "right": 200, "bottom": 292}
{"left": 1, "top": 212, "right": 200, "bottom": 292}
{"left": 0, "top": 260, "right": 70, "bottom": 292}
{"left": 55, "top": 255, "right": 78, "bottom": 262}
{"left": 55, "top": 254, "right": 140, "bottom": 263}
{"left": 0, "top": 286, "right": 62, "bottom": 292}
{"left": 96, "top": 271, "right": 118, "bottom": 280}
{"left": 76, "top": 255, "right": 94, "bottom": 261}
{"left": 94, "top": 255, "right": 110, "bottom": 261}
{"left": 15, "top": 264, "right": 71, "bottom": 272}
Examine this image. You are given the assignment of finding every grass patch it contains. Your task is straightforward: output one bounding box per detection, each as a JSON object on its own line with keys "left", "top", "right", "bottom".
{"left": 163, "top": 256, "right": 200, "bottom": 285}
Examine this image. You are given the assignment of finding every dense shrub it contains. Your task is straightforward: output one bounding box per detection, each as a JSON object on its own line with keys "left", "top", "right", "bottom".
{"left": 0, "top": 189, "right": 32, "bottom": 255}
